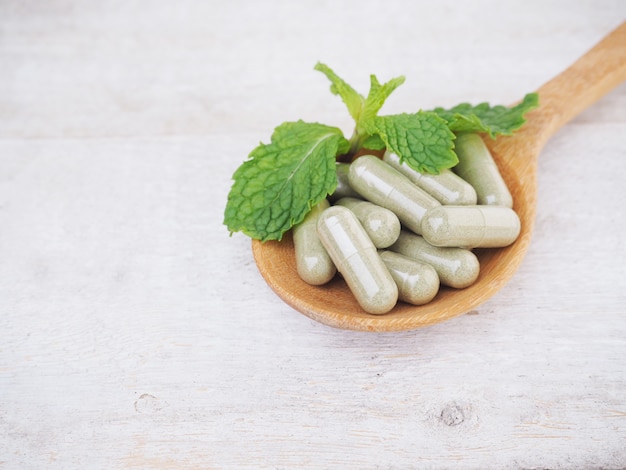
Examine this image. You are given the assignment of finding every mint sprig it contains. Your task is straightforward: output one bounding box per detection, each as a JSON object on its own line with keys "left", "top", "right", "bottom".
{"left": 314, "top": 63, "right": 457, "bottom": 174}
{"left": 224, "top": 63, "right": 539, "bottom": 241}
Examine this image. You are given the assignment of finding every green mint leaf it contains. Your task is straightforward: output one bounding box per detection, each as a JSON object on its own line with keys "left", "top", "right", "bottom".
{"left": 314, "top": 62, "right": 364, "bottom": 122}
{"left": 361, "top": 134, "right": 386, "bottom": 151}
{"left": 432, "top": 92, "right": 539, "bottom": 138}
{"left": 365, "top": 112, "right": 457, "bottom": 174}
{"left": 360, "top": 74, "right": 406, "bottom": 123}
{"left": 224, "top": 120, "right": 349, "bottom": 241}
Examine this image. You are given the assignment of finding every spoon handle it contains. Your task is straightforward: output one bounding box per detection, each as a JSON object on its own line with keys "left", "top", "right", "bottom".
{"left": 533, "top": 21, "right": 626, "bottom": 145}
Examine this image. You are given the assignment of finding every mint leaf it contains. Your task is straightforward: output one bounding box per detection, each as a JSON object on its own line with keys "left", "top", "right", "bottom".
{"left": 314, "top": 64, "right": 406, "bottom": 156}
{"left": 224, "top": 120, "right": 349, "bottom": 241}
{"left": 360, "top": 74, "right": 405, "bottom": 123}
{"left": 365, "top": 112, "right": 457, "bottom": 174}
{"left": 361, "top": 134, "right": 386, "bottom": 151}
{"left": 314, "top": 62, "right": 364, "bottom": 122}
{"left": 432, "top": 92, "right": 539, "bottom": 138}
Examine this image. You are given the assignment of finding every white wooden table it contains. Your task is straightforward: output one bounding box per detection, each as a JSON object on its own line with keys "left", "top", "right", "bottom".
{"left": 2, "top": 1, "right": 625, "bottom": 468}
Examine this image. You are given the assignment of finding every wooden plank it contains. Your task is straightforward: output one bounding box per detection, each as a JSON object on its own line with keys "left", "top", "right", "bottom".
{"left": 1, "top": 1, "right": 625, "bottom": 468}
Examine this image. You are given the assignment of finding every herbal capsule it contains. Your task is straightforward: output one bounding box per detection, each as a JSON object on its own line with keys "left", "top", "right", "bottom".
{"left": 379, "top": 251, "right": 440, "bottom": 305}
{"left": 348, "top": 155, "right": 441, "bottom": 234}
{"left": 421, "top": 205, "right": 521, "bottom": 248}
{"left": 335, "top": 197, "right": 401, "bottom": 249}
{"left": 317, "top": 206, "right": 398, "bottom": 314}
{"left": 329, "top": 162, "right": 361, "bottom": 202}
{"left": 292, "top": 200, "right": 337, "bottom": 285}
{"left": 390, "top": 230, "right": 480, "bottom": 289}
{"left": 453, "top": 133, "right": 513, "bottom": 207}
{"left": 383, "top": 151, "right": 477, "bottom": 205}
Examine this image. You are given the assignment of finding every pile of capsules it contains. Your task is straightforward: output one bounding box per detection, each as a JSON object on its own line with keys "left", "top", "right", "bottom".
{"left": 292, "top": 133, "right": 521, "bottom": 314}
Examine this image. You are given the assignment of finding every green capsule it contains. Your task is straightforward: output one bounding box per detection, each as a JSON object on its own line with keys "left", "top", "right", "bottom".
{"left": 383, "top": 151, "right": 477, "bottom": 205}
{"left": 348, "top": 155, "right": 441, "bottom": 234}
{"left": 379, "top": 251, "right": 440, "bottom": 305}
{"left": 390, "top": 230, "right": 480, "bottom": 289}
{"left": 329, "top": 162, "right": 361, "bottom": 202}
{"left": 292, "top": 200, "right": 336, "bottom": 285}
{"left": 335, "top": 197, "right": 401, "bottom": 249}
{"left": 453, "top": 133, "right": 513, "bottom": 207}
{"left": 421, "top": 205, "right": 521, "bottom": 248}
{"left": 317, "top": 206, "right": 398, "bottom": 314}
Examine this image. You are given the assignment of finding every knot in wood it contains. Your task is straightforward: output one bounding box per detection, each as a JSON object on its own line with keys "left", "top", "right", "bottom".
{"left": 439, "top": 403, "right": 465, "bottom": 426}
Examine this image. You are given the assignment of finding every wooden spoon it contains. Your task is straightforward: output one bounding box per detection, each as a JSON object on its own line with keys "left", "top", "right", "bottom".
{"left": 252, "top": 22, "right": 626, "bottom": 332}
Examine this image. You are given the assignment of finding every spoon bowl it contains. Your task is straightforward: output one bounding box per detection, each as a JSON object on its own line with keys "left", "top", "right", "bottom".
{"left": 252, "top": 22, "right": 626, "bottom": 331}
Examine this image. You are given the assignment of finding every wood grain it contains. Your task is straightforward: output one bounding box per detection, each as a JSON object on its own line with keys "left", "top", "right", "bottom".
{"left": 1, "top": 2, "right": 625, "bottom": 468}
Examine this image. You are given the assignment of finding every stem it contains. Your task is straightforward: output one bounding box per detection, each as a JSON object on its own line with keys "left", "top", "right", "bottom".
{"left": 347, "top": 127, "right": 369, "bottom": 156}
